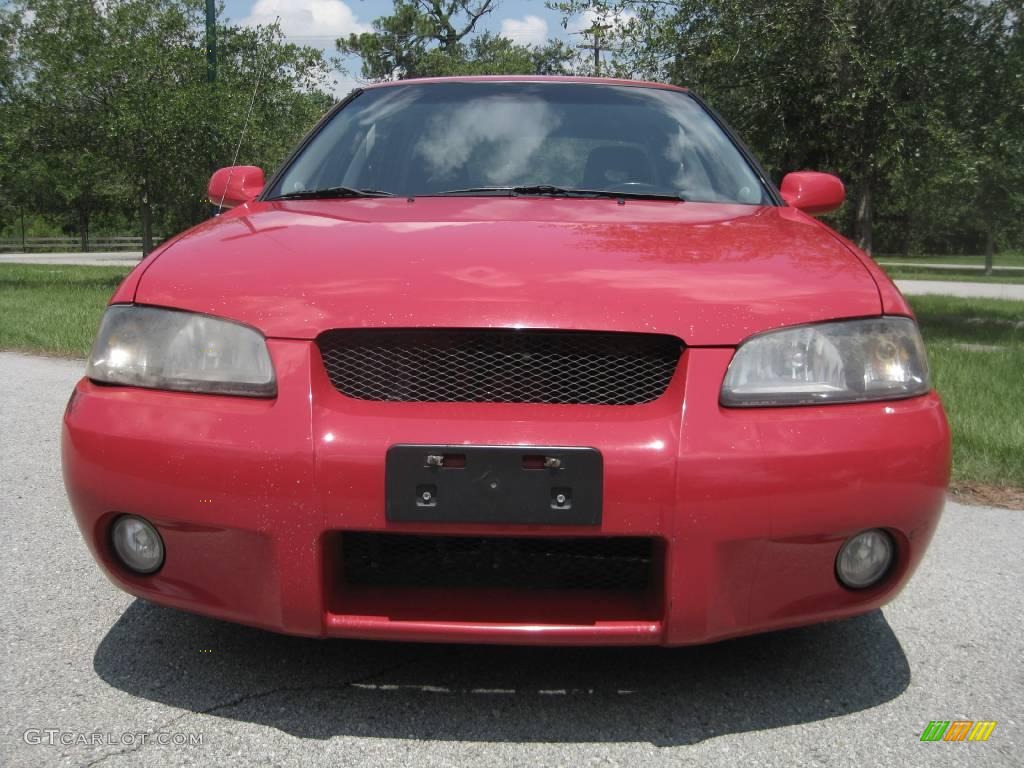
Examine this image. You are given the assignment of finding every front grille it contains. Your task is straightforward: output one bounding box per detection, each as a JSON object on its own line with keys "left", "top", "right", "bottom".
{"left": 318, "top": 329, "right": 682, "bottom": 405}
{"left": 342, "top": 533, "right": 654, "bottom": 591}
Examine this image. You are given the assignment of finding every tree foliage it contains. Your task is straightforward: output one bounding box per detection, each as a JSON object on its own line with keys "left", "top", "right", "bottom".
{"left": 0, "top": 0, "right": 332, "bottom": 250}
{"left": 2, "top": 0, "right": 1020, "bottom": 258}
{"left": 551, "top": 0, "right": 1023, "bottom": 256}
{"left": 340, "top": 0, "right": 576, "bottom": 79}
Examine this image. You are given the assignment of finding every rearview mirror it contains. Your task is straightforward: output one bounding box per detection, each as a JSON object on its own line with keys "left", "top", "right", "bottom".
{"left": 208, "top": 166, "right": 265, "bottom": 209}
{"left": 779, "top": 172, "right": 845, "bottom": 215}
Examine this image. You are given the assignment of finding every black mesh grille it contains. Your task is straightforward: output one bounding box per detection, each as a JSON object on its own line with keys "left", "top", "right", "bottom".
{"left": 342, "top": 533, "right": 654, "bottom": 591}
{"left": 318, "top": 329, "right": 682, "bottom": 405}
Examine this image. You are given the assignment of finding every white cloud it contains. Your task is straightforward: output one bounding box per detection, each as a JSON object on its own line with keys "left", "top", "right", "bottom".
{"left": 415, "top": 96, "right": 561, "bottom": 183}
{"left": 500, "top": 15, "right": 549, "bottom": 47}
{"left": 241, "top": 0, "right": 369, "bottom": 44}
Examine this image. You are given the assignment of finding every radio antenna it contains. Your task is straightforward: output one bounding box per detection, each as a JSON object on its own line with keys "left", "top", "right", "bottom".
{"left": 216, "top": 17, "right": 277, "bottom": 213}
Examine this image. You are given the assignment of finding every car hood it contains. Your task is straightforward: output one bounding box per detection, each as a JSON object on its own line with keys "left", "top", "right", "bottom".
{"left": 134, "top": 197, "right": 881, "bottom": 346}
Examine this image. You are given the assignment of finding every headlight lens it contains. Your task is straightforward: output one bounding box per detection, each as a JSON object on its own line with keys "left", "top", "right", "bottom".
{"left": 721, "top": 316, "right": 929, "bottom": 407}
{"left": 87, "top": 305, "right": 276, "bottom": 397}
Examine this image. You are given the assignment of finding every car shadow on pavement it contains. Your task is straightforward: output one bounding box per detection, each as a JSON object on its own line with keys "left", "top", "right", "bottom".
{"left": 94, "top": 601, "right": 909, "bottom": 747}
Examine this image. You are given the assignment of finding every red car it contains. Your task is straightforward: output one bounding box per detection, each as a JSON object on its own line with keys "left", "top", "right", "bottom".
{"left": 62, "top": 77, "right": 949, "bottom": 646}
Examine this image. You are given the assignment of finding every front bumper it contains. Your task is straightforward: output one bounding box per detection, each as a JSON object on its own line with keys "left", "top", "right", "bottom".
{"left": 62, "top": 339, "right": 950, "bottom": 645}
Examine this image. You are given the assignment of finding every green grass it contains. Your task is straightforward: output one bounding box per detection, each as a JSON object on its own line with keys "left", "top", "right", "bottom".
{"left": 909, "top": 295, "right": 1024, "bottom": 488}
{"left": 0, "top": 264, "right": 130, "bottom": 357}
{"left": 1, "top": 265, "right": 1021, "bottom": 489}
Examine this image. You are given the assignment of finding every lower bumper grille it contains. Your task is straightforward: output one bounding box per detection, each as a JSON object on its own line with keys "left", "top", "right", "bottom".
{"left": 341, "top": 533, "right": 654, "bottom": 591}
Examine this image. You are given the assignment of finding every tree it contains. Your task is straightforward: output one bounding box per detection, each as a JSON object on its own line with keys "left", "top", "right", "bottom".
{"left": 0, "top": 6, "right": 31, "bottom": 237}
{"left": 340, "top": 0, "right": 575, "bottom": 79}
{"left": 411, "top": 31, "right": 576, "bottom": 76}
{"left": 550, "top": 0, "right": 1023, "bottom": 257}
{"left": 340, "top": 0, "right": 496, "bottom": 79}
{"left": 3, "top": 0, "right": 125, "bottom": 249}
{"left": 4, "top": 0, "right": 333, "bottom": 251}
{"left": 960, "top": 0, "right": 1023, "bottom": 272}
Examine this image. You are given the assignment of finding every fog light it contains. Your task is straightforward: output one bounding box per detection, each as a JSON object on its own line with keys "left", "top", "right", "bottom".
{"left": 111, "top": 515, "right": 164, "bottom": 574}
{"left": 836, "top": 529, "right": 894, "bottom": 589}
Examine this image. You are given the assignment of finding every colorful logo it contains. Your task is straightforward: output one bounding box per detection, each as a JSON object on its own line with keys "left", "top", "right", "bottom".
{"left": 920, "top": 721, "right": 997, "bottom": 742}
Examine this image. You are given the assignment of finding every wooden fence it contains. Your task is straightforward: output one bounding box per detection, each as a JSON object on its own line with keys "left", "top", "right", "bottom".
{"left": 0, "top": 235, "right": 163, "bottom": 253}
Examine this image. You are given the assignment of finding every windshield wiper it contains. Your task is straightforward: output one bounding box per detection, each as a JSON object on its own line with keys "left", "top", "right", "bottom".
{"left": 434, "top": 184, "right": 684, "bottom": 201}
{"left": 268, "top": 186, "right": 395, "bottom": 201}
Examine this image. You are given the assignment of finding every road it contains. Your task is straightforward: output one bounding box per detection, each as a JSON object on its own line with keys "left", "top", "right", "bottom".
{"left": 879, "top": 261, "right": 1024, "bottom": 273}
{"left": 895, "top": 279, "right": 1024, "bottom": 300}
{"left": 0, "top": 252, "right": 143, "bottom": 267}
{"left": 0, "top": 351, "right": 1020, "bottom": 768}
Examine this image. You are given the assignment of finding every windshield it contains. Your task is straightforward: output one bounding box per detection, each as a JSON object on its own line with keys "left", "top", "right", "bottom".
{"left": 267, "top": 82, "right": 770, "bottom": 205}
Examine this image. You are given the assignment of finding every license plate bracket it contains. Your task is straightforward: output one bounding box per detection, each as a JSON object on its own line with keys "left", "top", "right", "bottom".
{"left": 385, "top": 445, "right": 602, "bottom": 525}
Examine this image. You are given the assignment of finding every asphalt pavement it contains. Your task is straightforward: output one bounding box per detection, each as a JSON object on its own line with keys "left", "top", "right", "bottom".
{"left": 0, "top": 252, "right": 143, "bottom": 267}
{"left": 879, "top": 262, "right": 1024, "bottom": 273}
{"left": 0, "top": 351, "right": 1020, "bottom": 767}
{"left": 894, "top": 279, "right": 1024, "bottom": 300}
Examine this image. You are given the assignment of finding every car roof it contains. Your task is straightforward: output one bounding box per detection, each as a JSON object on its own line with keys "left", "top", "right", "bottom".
{"left": 360, "top": 75, "right": 688, "bottom": 92}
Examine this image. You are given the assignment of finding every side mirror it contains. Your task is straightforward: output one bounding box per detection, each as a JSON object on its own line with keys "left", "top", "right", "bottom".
{"left": 779, "top": 172, "right": 845, "bottom": 215}
{"left": 208, "top": 165, "right": 265, "bottom": 209}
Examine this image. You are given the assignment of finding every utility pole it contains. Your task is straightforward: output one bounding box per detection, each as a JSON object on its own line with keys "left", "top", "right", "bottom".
{"left": 205, "top": 0, "right": 218, "bottom": 218}
{"left": 577, "top": 23, "right": 611, "bottom": 76}
{"left": 205, "top": 0, "right": 217, "bottom": 83}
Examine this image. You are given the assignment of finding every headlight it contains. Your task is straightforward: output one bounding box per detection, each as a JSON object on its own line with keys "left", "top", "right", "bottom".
{"left": 721, "top": 316, "right": 929, "bottom": 407}
{"left": 86, "top": 305, "right": 276, "bottom": 397}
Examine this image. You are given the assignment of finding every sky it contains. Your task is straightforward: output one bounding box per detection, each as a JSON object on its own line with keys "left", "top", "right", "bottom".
{"left": 220, "top": 0, "right": 602, "bottom": 96}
